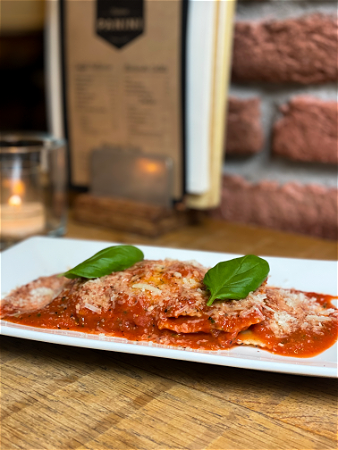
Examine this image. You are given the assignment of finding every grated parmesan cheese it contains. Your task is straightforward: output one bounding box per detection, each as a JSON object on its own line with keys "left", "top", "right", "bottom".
{"left": 132, "top": 283, "right": 162, "bottom": 294}
{"left": 261, "top": 288, "right": 337, "bottom": 338}
{"left": 30, "top": 287, "right": 55, "bottom": 298}
{"left": 84, "top": 303, "right": 101, "bottom": 314}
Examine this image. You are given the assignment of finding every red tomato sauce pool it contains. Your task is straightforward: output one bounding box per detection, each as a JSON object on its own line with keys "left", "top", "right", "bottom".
{"left": 251, "top": 293, "right": 338, "bottom": 357}
{"left": 2, "top": 293, "right": 240, "bottom": 351}
{"left": 2, "top": 291, "right": 337, "bottom": 357}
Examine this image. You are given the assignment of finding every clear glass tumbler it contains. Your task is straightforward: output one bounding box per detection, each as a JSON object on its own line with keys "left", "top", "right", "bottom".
{"left": 0, "top": 133, "right": 67, "bottom": 249}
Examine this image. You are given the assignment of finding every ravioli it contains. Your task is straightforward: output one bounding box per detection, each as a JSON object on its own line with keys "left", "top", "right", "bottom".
{"left": 1, "top": 260, "right": 337, "bottom": 356}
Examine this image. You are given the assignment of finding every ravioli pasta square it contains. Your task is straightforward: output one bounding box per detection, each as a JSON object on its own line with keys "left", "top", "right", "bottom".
{"left": 1, "top": 259, "right": 337, "bottom": 357}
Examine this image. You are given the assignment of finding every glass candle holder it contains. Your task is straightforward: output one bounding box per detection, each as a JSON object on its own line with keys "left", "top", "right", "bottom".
{"left": 0, "top": 133, "right": 67, "bottom": 249}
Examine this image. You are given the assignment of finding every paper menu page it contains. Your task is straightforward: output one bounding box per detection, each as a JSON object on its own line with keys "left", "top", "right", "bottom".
{"left": 186, "top": 0, "right": 236, "bottom": 209}
{"left": 63, "top": 0, "right": 184, "bottom": 200}
{"left": 185, "top": 0, "right": 216, "bottom": 195}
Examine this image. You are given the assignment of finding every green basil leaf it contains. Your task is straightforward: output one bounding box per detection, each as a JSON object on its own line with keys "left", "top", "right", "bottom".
{"left": 62, "top": 245, "right": 144, "bottom": 279}
{"left": 203, "top": 255, "right": 270, "bottom": 306}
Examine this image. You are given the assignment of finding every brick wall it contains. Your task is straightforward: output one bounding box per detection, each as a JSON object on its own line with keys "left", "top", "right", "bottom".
{"left": 213, "top": 0, "right": 337, "bottom": 240}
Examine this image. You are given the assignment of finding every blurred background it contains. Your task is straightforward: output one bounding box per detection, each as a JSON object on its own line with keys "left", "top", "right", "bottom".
{"left": 0, "top": 0, "right": 337, "bottom": 241}
{"left": 0, "top": 0, "right": 47, "bottom": 131}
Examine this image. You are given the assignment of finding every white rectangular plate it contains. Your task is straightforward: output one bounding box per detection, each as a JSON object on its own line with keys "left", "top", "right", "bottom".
{"left": 1, "top": 237, "right": 337, "bottom": 378}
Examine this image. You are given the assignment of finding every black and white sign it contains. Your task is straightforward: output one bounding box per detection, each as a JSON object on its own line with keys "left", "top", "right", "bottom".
{"left": 96, "top": 0, "right": 144, "bottom": 49}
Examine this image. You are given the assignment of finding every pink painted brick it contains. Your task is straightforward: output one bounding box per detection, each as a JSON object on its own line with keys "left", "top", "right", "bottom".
{"left": 273, "top": 96, "right": 338, "bottom": 164}
{"left": 211, "top": 175, "right": 337, "bottom": 240}
{"left": 225, "top": 97, "right": 264, "bottom": 156}
{"left": 232, "top": 14, "right": 338, "bottom": 84}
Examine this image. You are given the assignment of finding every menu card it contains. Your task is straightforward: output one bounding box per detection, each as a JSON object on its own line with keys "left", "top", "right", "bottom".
{"left": 47, "top": 0, "right": 235, "bottom": 207}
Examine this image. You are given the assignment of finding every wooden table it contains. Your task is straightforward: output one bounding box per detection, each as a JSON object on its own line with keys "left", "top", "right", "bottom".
{"left": 1, "top": 217, "right": 337, "bottom": 449}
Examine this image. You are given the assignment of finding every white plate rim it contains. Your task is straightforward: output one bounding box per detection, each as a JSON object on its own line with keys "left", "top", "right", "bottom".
{"left": 1, "top": 236, "right": 337, "bottom": 378}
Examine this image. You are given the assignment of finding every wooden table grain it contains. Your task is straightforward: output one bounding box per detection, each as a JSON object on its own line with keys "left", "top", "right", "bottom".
{"left": 1, "top": 217, "right": 337, "bottom": 450}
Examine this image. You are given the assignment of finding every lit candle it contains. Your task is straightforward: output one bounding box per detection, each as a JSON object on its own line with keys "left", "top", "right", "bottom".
{"left": 0, "top": 194, "right": 46, "bottom": 240}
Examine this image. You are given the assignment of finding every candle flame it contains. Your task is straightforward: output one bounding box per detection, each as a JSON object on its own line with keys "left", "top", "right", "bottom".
{"left": 139, "top": 159, "right": 162, "bottom": 174}
{"left": 8, "top": 194, "right": 22, "bottom": 206}
{"left": 3, "top": 179, "right": 25, "bottom": 195}
{"left": 13, "top": 180, "right": 25, "bottom": 195}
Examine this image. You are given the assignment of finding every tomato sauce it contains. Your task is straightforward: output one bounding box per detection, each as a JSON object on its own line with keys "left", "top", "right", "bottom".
{"left": 2, "top": 284, "right": 337, "bottom": 358}
{"left": 251, "top": 293, "right": 338, "bottom": 357}
{"left": 3, "top": 292, "right": 241, "bottom": 351}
